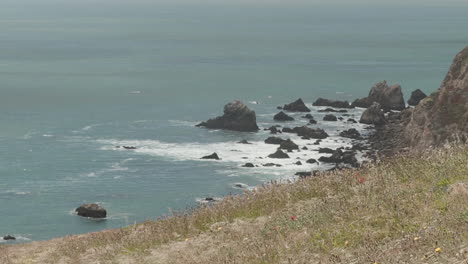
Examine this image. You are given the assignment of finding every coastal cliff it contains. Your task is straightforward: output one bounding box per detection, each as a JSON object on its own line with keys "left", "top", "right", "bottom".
{"left": 405, "top": 46, "right": 468, "bottom": 148}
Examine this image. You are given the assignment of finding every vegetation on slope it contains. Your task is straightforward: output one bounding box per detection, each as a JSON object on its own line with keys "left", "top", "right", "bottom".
{"left": 1, "top": 146, "right": 467, "bottom": 264}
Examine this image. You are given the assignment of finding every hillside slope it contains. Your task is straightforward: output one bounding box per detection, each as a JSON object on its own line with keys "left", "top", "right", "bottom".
{"left": 1, "top": 146, "right": 467, "bottom": 264}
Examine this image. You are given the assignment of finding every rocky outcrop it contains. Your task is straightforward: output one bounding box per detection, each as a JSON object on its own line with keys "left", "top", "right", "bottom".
{"left": 323, "top": 114, "right": 337, "bottom": 121}
{"left": 268, "top": 149, "right": 290, "bottom": 159}
{"left": 3, "top": 235, "right": 16, "bottom": 241}
{"left": 353, "top": 81, "right": 406, "bottom": 111}
{"left": 274, "top": 111, "right": 294, "bottom": 121}
{"left": 405, "top": 47, "right": 468, "bottom": 148}
{"left": 360, "top": 102, "right": 386, "bottom": 125}
{"left": 201, "top": 153, "right": 221, "bottom": 160}
{"left": 283, "top": 98, "right": 311, "bottom": 112}
{"left": 76, "top": 203, "right": 107, "bottom": 219}
{"left": 313, "top": 98, "right": 352, "bottom": 108}
{"left": 407, "top": 89, "right": 427, "bottom": 106}
{"left": 196, "top": 101, "right": 259, "bottom": 132}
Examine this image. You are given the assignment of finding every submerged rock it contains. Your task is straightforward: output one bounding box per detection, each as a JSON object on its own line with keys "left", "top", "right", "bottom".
{"left": 283, "top": 98, "right": 311, "bottom": 112}
{"left": 237, "top": 140, "right": 252, "bottom": 144}
{"left": 407, "top": 89, "right": 427, "bottom": 106}
{"left": 360, "top": 102, "right": 386, "bottom": 125}
{"left": 313, "top": 98, "right": 352, "bottom": 108}
{"left": 3, "top": 235, "right": 16, "bottom": 241}
{"left": 274, "top": 111, "right": 294, "bottom": 121}
{"left": 196, "top": 101, "right": 259, "bottom": 132}
{"left": 263, "top": 163, "right": 282, "bottom": 167}
{"left": 306, "top": 158, "right": 318, "bottom": 164}
{"left": 75, "top": 203, "right": 107, "bottom": 219}
{"left": 242, "top": 163, "right": 255, "bottom": 168}
{"left": 201, "top": 153, "right": 221, "bottom": 160}
{"left": 318, "top": 108, "right": 348, "bottom": 113}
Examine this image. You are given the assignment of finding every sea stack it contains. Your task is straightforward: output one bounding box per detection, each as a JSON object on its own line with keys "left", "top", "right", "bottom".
{"left": 352, "top": 81, "right": 406, "bottom": 111}
{"left": 196, "top": 101, "right": 259, "bottom": 132}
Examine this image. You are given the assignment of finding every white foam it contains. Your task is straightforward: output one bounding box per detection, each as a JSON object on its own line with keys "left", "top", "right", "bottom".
{"left": 168, "top": 120, "right": 199, "bottom": 127}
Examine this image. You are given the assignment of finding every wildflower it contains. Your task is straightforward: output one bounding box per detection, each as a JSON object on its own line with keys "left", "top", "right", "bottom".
{"left": 358, "top": 177, "right": 365, "bottom": 184}
{"left": 185, "top": 238, "right": 189, "bottom": 242}
{"left": 435, "top": 247, "right": 442, "bottom": 253}
{"left": 290, "top": 216, "right": 296, "bottom": 221}
{"left": 414, "top": 237, "right": 420, "bottom": 241}
{"left": 217, "top": 227, "right": 223, "bottom": 231}
{"left": 344, "top": 241, "right": 349, "bottom": 246}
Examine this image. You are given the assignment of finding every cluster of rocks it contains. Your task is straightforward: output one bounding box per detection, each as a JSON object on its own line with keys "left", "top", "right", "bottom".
{"left": 194, "top": 74, "right": 436, "bottom": 174}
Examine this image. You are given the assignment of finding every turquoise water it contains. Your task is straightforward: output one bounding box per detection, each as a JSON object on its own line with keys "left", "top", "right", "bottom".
{"left": 1, "top": 1, "right": 467, "bottom": 242}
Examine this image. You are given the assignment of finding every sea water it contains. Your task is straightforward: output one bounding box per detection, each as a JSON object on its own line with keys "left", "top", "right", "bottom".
{"left": 1, "top": 1, "right": 467, "bottom": 242}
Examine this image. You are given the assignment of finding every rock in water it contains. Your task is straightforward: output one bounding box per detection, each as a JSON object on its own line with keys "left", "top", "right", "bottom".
{"left": 201, "top": 153, "right": 221, "bottom": 160}
{"left": 268, "top": 149, "right": 290, "bottom": 159}
{"left": 360, "top": 102, "right": 386, "bottom": 125}
{"left": 339, "top": 128, "right": 363, "bottom": 139}
{"left": 352, "top": 81, "right": 406, "bottom": 111}
{"left": 274, "top": 111, "right": 294, "bottom": 121}
{"left": 283, "top": 98, "right": 311, "bottom": 112}
{"left": 407, "top": 89, "right": 427, "bottom": 106}
{"left": 368, "top": 81, "right": 406, "bottom": 111}
{"left": 242, "top": 163, "right": 255, "bottom": 168}
{"left": 405, "top": 47, "right": 468, "bottom": 148}
{"left": 279, "top": 139, "right": 299, "bottom": 151}
{"left": 75, "top": 203, "right": 107, "bottom": 219}
{"left": 3, "top": 235, "right": 16, "bottom": 241}
{"left": 351, "top": 97, "right": 371, "bottom": 108}
{"left": 323, "top": 114, "right": 337, "bottom": 121}
{"left": 196, "top": 101, "right": 259, "bottom": 132}
{"left": 293, "top": 126, "right": 329, "bottom": 139}
{"left": 265, "top": 137, "right": 286, "bottom": 145}
{"left": 312, "top": 98, "right": 352, "bottom": 108}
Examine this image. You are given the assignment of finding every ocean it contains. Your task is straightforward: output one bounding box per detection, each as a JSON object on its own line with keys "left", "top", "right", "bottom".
{"left": 1, "top": 1, "right": 467, "bottom": 242}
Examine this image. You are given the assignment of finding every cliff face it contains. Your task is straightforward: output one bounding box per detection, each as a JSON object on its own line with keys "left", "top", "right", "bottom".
{"left": 405, "top": 47, "right": 468, "bottom": 148}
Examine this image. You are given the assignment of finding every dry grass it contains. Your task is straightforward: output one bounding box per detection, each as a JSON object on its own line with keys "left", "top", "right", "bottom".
{"left": 1, "top": 146, "right": 468, "bottom": 264}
